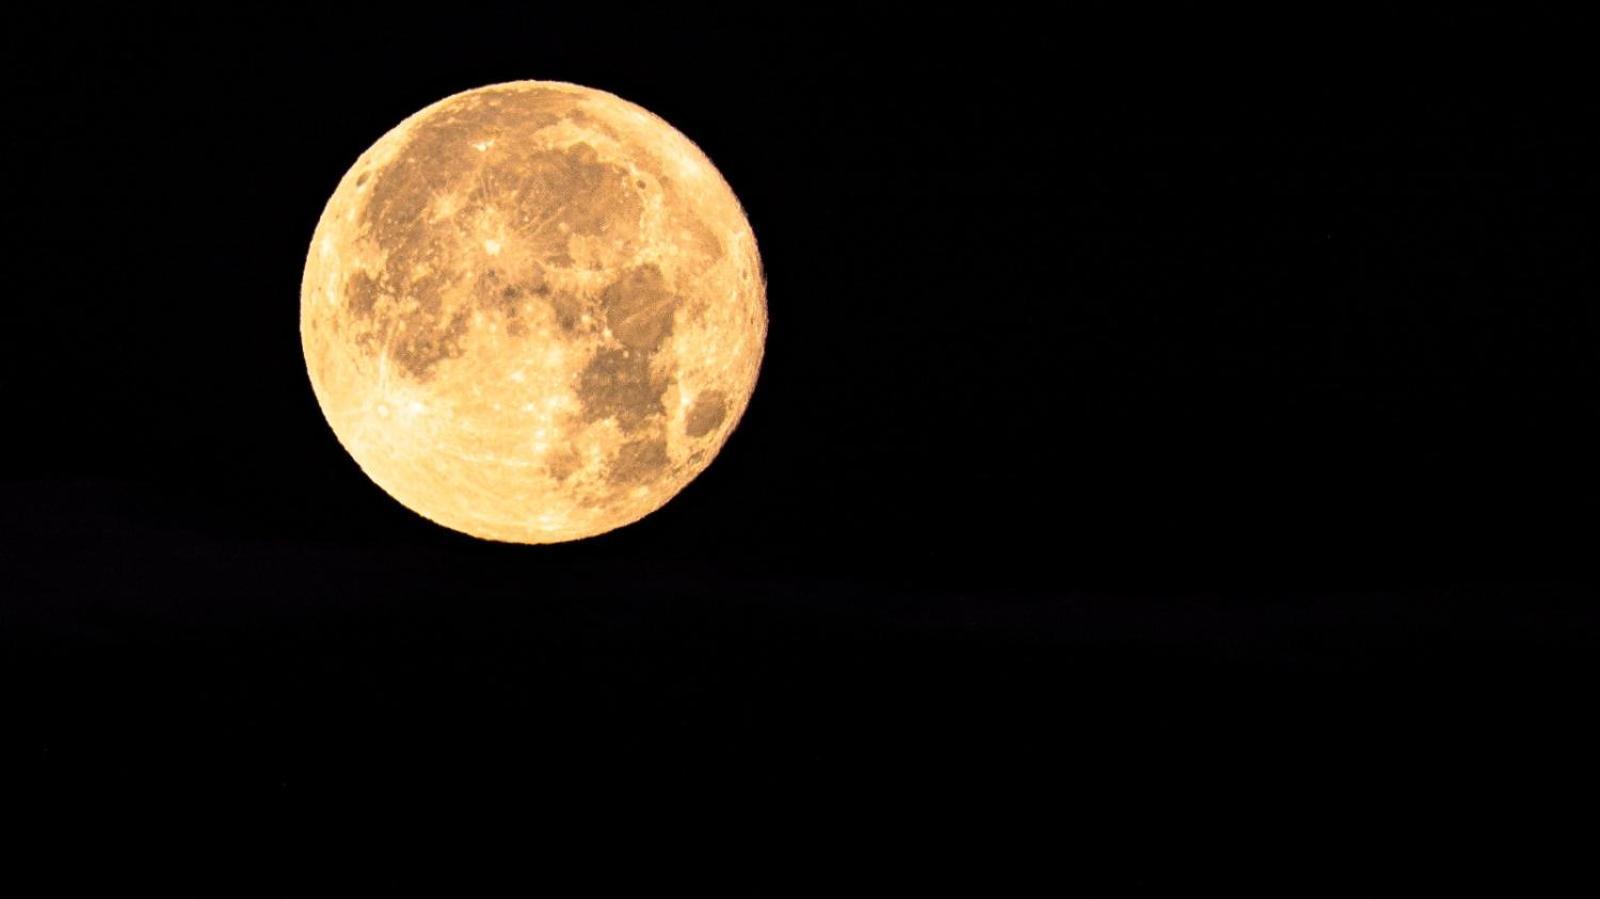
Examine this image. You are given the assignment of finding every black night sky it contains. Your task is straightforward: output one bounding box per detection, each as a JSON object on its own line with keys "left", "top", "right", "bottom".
{"left": 2, "top": 7, "right": 1596, "bottom": 877}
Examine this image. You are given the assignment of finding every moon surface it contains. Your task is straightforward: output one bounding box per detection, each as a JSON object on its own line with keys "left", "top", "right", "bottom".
{"left": 301, "top": 81, "right": 765, "bottom": 543}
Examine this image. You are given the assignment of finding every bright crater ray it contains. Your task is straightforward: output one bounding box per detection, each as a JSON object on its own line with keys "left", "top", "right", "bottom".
{"left": 300, "top": 81, "right": 766, "bottom": 543}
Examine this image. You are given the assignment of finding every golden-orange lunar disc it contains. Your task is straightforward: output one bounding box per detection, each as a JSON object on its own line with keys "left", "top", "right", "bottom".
{"left": 300, "top": 81, "right": 765, "bottom": 543}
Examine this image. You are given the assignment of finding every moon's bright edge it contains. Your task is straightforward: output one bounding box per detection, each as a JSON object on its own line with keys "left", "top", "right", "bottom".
{"left": 300, "top": 81, "right": 766, "bottom": 543}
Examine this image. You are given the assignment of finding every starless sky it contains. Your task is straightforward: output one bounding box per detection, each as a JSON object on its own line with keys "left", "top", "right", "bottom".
{"left": 1, "top": 7, "right": 1595, "bottom": 861}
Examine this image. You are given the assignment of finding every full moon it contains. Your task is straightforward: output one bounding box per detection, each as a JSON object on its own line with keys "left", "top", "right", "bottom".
{"left": 301, "top": 81, "right": 766, "bottom": 543}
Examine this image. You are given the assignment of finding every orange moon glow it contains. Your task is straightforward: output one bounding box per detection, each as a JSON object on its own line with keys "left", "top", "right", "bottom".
{"left": 301, "top": 81, "right": 766, "bottom": 543}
